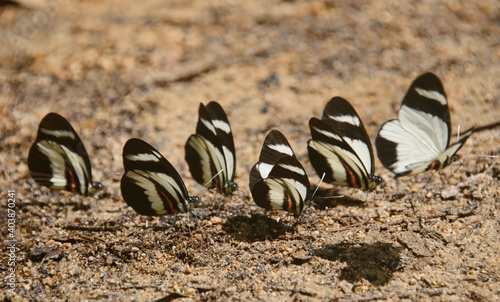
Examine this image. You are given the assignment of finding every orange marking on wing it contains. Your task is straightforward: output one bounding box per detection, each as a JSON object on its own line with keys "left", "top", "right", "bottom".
{"left": 210, "top": 164, "right": 219, "bottom": 190}
{"left": 69, "top": 170, "right": 77, "bottom": 192}
{"left": 427, "top": 161, "right": 437, "bottom": 171}
{"left": 342, "top": 163, "right": 359, "bottom": 188}
{"left": 213, "top": 173, "right": 220, "bottom": 190}
{"left": 286, "top": 195, "right": 292, "bottom": 212}
{"left": 160, "top": 190, "right": 177, "bottom": 214}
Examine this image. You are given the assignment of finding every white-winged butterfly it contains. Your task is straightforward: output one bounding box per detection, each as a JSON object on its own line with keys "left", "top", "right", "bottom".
{"left": 375, "top": 72, "right": 474, "bottom": 177}
{"left": 308, "top": 97, "right": 382, "bottom": 191}
{"left": 249, "top": 130, "right": 310, "bottom": 216}
{"left": 28, "top": 112, "right": 102, "bottom": 195}
{"left": 185, "top": 102, "right": 238, "bottom": 195}
{"left": 121, "top": 138, "right": 201, "bottom": 216}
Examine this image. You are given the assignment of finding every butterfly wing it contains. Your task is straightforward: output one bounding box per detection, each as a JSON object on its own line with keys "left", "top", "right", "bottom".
{"left": 205, "top": 102, "right": 237, "bottom": 185}
{"left": 27, "top": 112, "right": 100, "bottom": 195}
{"left": 185, "top": 102, "right": 237, "bottom": 195}
{"left": 375, "top": 72, "right": 470, "bottom": 176}
{"left": 250, "top": 130, "right": 309, "bottom": 216}
{"left": 249, "top": 129, "right": 296, "bottom": 188}
{"left": 309, "top": 118, "right": 373, "bottom": 190}
{"left": 121, "top": 138, "right": 199, "bottom": 216}
{"left": 308, "top": 97, "right": 380, "bottom": 190}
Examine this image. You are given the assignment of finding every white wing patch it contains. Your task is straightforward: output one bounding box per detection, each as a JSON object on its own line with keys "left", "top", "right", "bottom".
{"left": 415, "top": 88, "right": 447, "bottom": 105}
{"left": 61, "top": 145, "right": 90, "bottom": 193}
{"left": 37, "top": 140, "right": 91, "bottom": 193}
{"left": 312, "top": 126, "right": 342, "bottom": 142}
{"left": 200, "top": 118, "right": 217, "bottom": 135}
{"left": 277, "top": 163, "right": 306, "bottom": 176}
{"left": 266, "top": 179, "right": 287, "bottom": 209}
{"left": 309, "top": 122, "right": 371, "bottom": 176}
{"left": 342, "top": 136, "right": 372, "bottom": 175}
{"left": 268, "top": 144, "right": 294, "bottom": 156}
{"left": 326, "top": 114, "right": 361, "bottom": 126}
{"left": 212, "top": 119, "right": 231, "bottom": 133}
{"left": 399, "top": 105, "right": 448, "bottom": 154}
{"left": 309, "top": 141, "right": 347, "bottom": 183}
{"left": 222, "top": 145, "right": 235, "bottom": 179}
{"left": 379, "top": 120, "right": 439, "bottom": 174}
{"left": 187, "top": 135, "right": 226, "bottom": 184}
{"left": 125, "top": 170, "right": 167, "bottom": 215}
{"left": 126, "top": 152, "right": 161, "bottom": 162}
{"left": 265, "top": 178, "right": 306, "bottom": 210}
{"left": 257, "top": 162, "right": 273, "bottom": 179}
{"left": 283, "top": 178, "right": 307, "bottom": 201}
{"left": 126, "top": 170, "right": 187, "bottom": 215}
{"left": 40, "top": 128, "right": 76, "bottom": 139}
{"left": 37, "top": 141, "right": 67, "bottom": 188}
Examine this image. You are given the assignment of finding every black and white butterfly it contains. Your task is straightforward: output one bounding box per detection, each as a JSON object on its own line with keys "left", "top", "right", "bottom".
{"left": 249, "top": 130, "right": 310, "bottom": 216}
{"left": 375, "top": 72, "right": 474, "bottom": 177}
{"left": 28, "top": 112, "right": 102, "bottom": 196}
{"left": 308, "top": 97, "right": 382, "bottom": 191}
{"left": 185, "top": 102, "right": 238, "bottom": 195}
{"left": 121, "top": 138, "right": 201, "bottom": 216}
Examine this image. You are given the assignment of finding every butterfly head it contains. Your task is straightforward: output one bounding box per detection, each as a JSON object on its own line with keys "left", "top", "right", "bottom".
{"left": 188, "top": 195, "right": 202, "bottom": 207}
{"left": 368, "top": 175, "right": 383, "bottom": 191}
{"left": 304, "top": 199, "right": 317, "bottom": 211}
{"left": 437, "top": 154, "right": 460, "bottom": 171}
{"left": 225, "top": 181, "right": 239, "bottom": 195}
{"left": 88, "top": 181, "right": 104, "bottom": 195}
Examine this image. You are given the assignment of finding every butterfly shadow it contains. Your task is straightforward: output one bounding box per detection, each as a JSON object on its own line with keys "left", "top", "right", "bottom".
{"left": 223, "top": 213, "right": 296, "bottom": 243}
{"left": 312, "top": 188, "right": 368, "bottom": 210}
{"left": 313, "top": 242, "right": 402, "bottom": 286}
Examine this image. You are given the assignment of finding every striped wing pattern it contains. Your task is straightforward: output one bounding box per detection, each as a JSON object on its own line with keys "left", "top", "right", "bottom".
{"left": 249, "top": 130, "right": 310, "bottom": 216}
{"left": 27, "top": 112, "right": 102, "bottom": 196}
{"left": 121, "top": 138, "right": 200, "bottom": 216}
{"left": 375, "top": 72, "right": 473, "bottom": 176}
{"left": 308, "top": 97, "right": 382, "bottom": 190}
{"left": 185, "top": 102, "right": 237, "bottom": 195}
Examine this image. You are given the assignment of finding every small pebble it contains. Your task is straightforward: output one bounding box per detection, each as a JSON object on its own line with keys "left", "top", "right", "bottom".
{"left": 441, "top": 186, "right": 459, "bottom": 199}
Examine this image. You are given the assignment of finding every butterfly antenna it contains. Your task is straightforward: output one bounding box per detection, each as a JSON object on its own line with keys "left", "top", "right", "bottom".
{"left": 199, "top": 168, "right": 225, "bottom": 191}
{"left": 410, "top": 169, "right": 440, "bottom": 231}
{"left": 457, "top": 121, "right": 500, "bottom": 158}
{"left": 194, "top": 168, "right": 225, "bottom": 201}
{"left": 184, "top": 210, "right": 194, "bottom": 234}
{"left": 462, "top": 154, "right": 499, "bottom": 158}
{"left": 189, "top": 209, "right": 208, "bottom": 238}
{"left": 215, "top": 191, "right": 225, "bottom": 216}
{"left": 310, "top": 173, "right": 326, "bottom": 201}
{"left": 198, "top": 168, "right": 228, "bottom": 214}
{"left": 304, "top": 173, "right": 327, "bottom": 210}
{"left": 473, "top": 120, "right": 500, "bottom": 133}
{"left": 347, "top": 188, "right": 356, "bottom": 199}
{"left": 449, "top": 161, "right": 463, "bottom": 181}
{"left": 173, "top": 213, "right": 178, "bottom": 228}
{"left": 233, "top": 188, "right": 246, "bottom": 204}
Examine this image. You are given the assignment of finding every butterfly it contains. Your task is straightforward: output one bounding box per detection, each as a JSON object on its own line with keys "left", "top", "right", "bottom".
{"left": 121, "top": 138, "right": 201, "bottom": 216}
{"left": 249, "top": 130, "right": 310, "bottom": 216}
{"left": 375, "top": 72, "right": 474, "bottom": 177}
{"left": 308, "top": 97, "right": 382, "bottom": 191}
{"left": 28, "top": 112, "right": 102, "bottom": 195}
{"left": 185, "top": 101, "right": 238, "bottom": 195}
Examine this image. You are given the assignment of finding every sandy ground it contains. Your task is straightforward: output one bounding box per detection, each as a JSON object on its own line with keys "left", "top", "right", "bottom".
{"left": 1, "top": 0, "right": 499, "bottom": 301}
